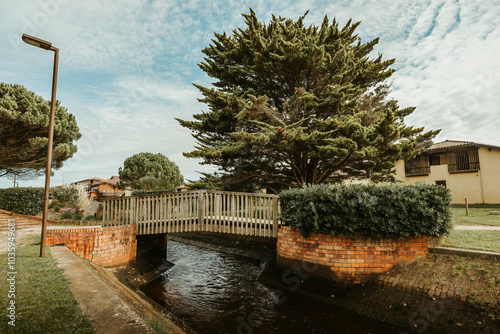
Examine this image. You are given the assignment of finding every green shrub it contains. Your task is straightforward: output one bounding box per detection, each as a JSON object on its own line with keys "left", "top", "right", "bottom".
{"left": 83, "top": 214, "right": 100, "bottom": 221}
{"left": 131, "top": 189, "right": 176, "bottom": 196}
{"left": 59, "top": 210, "right": 84, "bottom": 221}
{"left": 60, "top": 211, "right": 75, "bottom": 220}
{"left": 0, "top": 187, "right": 44, "bottom": 215}
{"left": 50, "top": 187, "right": 79, "bottom": 205}
{"left": 279, "top": 183, "right": 452, "bottom": 239}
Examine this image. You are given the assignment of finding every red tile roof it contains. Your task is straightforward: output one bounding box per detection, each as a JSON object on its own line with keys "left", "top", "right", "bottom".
{"left": 427, "top": 140, "right": 500, "bottom": 152}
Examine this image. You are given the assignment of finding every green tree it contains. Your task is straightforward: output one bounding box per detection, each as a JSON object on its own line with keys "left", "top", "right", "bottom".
{"left": 186, "top": 172, "right": 223, "bottom": 191}
{"left": 177, "top": 10, "right": 439, "bottom": 190}
{"left": 0, "top": 82, "right": 81, "bottom": 177}
{"left": 118, "top": 152, "right": 184, "bottom": 191}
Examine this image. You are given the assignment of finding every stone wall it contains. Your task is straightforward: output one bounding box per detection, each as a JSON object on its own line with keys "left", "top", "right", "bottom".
{"left": 277, "top": 226, "right": 430, "bottom": 284}
{"left": 46, "top": 224, "right": 137, "bottom": 267}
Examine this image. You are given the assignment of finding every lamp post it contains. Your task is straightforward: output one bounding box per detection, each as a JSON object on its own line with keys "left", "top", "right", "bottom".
{"left": 22, "top": 33, "right": 59, "bottom": 258}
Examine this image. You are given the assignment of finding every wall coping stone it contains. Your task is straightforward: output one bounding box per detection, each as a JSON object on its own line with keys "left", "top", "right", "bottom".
{"left": 429, "top": 246, "right": 500, "bottom": 260}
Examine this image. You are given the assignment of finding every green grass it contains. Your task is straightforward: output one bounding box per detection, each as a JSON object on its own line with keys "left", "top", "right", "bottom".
{"left": 451, "top": 204, "right": 500, "bottom": 227}
{"left": 443, "top": 230, "right": 500, "bottom": 253}
{"left": 143, "top": 312, "right": 174, "bottom": 334}
{"left": 0, "top": 245, "right": 95, "bottom": 333}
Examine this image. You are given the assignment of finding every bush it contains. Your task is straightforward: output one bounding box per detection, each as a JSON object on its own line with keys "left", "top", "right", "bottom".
{"left": 50, "top": 187, "right": 79, "bottom": 206}
{"left": 279, "top": 183, "right": 452, "bottom": 239}
{"left": 59, "top": 210, "right": 84, "bottom": 221}
{"left": 131, "top": 189, "right": 176, "bottom": 196}
{"left": 83, "top": 214, "right": 100, "bottom": 221}
{"left": 60, "top": 211, "right": 75, "bottom": 220}
{"left": 0, "top": 187, "right": 44, "bottom": 215}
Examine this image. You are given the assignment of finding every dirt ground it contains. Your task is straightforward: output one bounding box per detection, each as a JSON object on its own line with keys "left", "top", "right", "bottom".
{"left": 0, "top": 226, "right": 42, "bottom": 254}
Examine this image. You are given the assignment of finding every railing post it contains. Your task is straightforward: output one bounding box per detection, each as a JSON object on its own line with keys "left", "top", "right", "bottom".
{"left": 102, "top": 200, "right": 107, "bottom": 225}
{"left": 272, "top": 196, "right": 279, "bottom": 237}
{"left": 197, "top": 190, "right": 206, "bottom": 232}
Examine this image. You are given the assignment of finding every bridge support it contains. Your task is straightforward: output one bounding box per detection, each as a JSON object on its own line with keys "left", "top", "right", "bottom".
{"left": 136, "top": 233, "right": 168, "bottom": 259}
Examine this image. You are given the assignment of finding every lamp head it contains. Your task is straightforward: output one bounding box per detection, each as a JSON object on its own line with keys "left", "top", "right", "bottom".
{"left": 22, "top": 33, "right": 52, "bottom": 50}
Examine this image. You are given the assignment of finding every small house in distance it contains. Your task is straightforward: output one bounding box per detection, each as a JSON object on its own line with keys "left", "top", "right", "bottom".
{"left": 73, "top": 176, "right": 130, "bottom": 200}
{"left": 395, "top": 140, "right": 500, "bottom": 204}
{"left": 72, "top": 177, "right": 103, "bottom": 192}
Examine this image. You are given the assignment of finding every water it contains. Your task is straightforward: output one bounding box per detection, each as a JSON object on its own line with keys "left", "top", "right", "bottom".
{"left": 142, "top": 240, "right": 404, "bottom": 334}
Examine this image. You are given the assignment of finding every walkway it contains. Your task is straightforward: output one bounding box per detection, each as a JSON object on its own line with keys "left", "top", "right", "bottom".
{"left": 454, "top": 225, "right": 500, "bottom": 230}
{"left": 50, "top": 246, "right": 156, "bottom": 334}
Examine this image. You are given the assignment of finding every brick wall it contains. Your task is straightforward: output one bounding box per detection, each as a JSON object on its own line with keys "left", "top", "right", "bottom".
{"left": 0, "top": 210, "right": 42, "bottom": 229}
{"left": 0, "top": 209, "right": 70, "bottom": 229}
{"left": 46, "top": 224, "right": 137, "bottom": 267}
{"left": 277, "top": 226, "right": 431, "bottom": 284}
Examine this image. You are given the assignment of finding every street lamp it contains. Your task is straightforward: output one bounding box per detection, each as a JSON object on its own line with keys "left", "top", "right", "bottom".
{"left": 22, "top": 33, "right": 59, "bottom": 258}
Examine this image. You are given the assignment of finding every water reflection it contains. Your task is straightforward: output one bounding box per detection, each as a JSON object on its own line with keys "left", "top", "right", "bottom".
{"left": 142, "top": 240, "right": 403, "bottom": 334}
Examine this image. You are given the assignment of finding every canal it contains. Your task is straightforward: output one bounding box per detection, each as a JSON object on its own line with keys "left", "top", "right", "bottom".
{"left": 141, "top": 239, "right": 405, "bottom": 334}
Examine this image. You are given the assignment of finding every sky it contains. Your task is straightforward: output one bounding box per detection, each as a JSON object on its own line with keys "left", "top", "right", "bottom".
{"left": 1, "top": 0, "right": 499, "bottom": 188}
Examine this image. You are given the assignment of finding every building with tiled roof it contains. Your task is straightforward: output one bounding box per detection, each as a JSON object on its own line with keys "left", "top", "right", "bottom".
{"left": 73, "top": 176, "right": 129, "bottom": 200}
{"left": 395, "top": 140, "right": 500, "bottom": 204}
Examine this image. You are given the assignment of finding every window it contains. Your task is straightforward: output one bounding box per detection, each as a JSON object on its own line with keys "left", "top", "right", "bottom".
{"left": 435, "top": 180, "right": 447, "bottom": 187}
{"left": 447, "top": 148, "right": 480, "bottom": 173}
{"left": 404, "top": 155, "right": 430, "bottom": 176}
{"left": 429, "top": 155, "right": 441, "bottom": 166}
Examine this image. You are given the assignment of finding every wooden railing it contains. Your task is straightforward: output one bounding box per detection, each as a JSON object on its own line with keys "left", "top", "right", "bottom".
{"left": 102, "top": 190, "right": 281, "bottom": 237}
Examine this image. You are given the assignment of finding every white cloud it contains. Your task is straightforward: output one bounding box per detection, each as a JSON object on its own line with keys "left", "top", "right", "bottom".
{"left": 1, "top": 0, "right": 500, "bottom": 188}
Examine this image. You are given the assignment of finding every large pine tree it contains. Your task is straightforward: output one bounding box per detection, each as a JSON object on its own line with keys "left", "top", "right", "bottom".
{"left": 177, "top": 10, "right": 439, "bottom": 191}
{"left": 0, "top": 82, "right": 81, "bottom": 178}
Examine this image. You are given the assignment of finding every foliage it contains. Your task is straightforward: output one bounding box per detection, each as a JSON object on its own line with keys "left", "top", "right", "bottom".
{"left": 131, "top": 189, "right": 177, "bottom": 196}
{"left": 0, "top": 187, "right": 44, "bottom": 215}
{"left": 60, "top": 211, "right": 75, "bottom": 220}
{"left": 74, "top": 185, "right": 92, "bottom": 215}
{"left": 118, "top": 152, "right": 183, "bottom": 191}
{"left": 0, "top": 82, "right": 81, "bottom": 176}
{"left": 279, "top": 183, "right": 452, "bottom": 238}
{"left": 186, "top": 172, "right": 223, "bottom": 191}
{"left": 177, "top": 10, "right": 439, "bottom": 190}
{"left": 83, "top": 214, "right": 100, "bottom": 221}
{"left": 50, "top": 186, "right": 79, "bottom": 206}
{"left": 2, "top": 168, "right": 45, "bottom": 184}
{"left": 60, "top": 210, "right": 83, "bottom": 221}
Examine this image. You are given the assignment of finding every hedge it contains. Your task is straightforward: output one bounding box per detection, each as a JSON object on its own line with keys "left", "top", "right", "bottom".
{"left": 279, "top": 183, "right": 452, "bottom": 239}
{"left": 0, "top": 187, "right": 45, "bottom": 215}
{"left": 50, "top": 187, "right": 79, "bottom": 205}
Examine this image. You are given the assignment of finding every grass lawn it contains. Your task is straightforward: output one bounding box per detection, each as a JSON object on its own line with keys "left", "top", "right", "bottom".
{"left": 443, "top": 230, "right": 500, "bottom": 253}
{"left": 451, "top": 204, "right": 500, "bottom": 227}
{"left": 0, "top": 244, "right": 95, "bottom": 334}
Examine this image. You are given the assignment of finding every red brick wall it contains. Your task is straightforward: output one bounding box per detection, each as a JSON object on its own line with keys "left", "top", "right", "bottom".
{"left": 277, "top": 226, "right": 431, "bottom": 284}
{"left": 0, "top": 209, "right": 70, "bottom": 229}
{"left": 46, "top": 224, "right": 137, "bottom": 267}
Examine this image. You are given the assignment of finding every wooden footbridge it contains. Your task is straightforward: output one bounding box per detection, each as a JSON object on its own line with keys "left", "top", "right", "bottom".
{"left": 102, "top": 190, "right": 281, "bottom": 238}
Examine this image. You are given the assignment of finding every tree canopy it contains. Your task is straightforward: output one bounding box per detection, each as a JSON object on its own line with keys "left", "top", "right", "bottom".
{"left": 0, "top": 82, "right": 81, "bottom": 178}
{"left": 118, "top": 152, "right": 184, "bottom": 191}
{"left": 177, "top": 10, "right": 439, "bottom": 191}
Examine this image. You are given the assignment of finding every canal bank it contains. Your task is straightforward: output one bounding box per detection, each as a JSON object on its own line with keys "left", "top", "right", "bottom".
{"left": 144, "top": 232, "right": 499, "bottom": 334}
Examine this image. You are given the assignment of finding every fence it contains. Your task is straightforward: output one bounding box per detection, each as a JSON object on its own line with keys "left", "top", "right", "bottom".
{"left": 102, "top": 190, "right": 281, "bottom": 237}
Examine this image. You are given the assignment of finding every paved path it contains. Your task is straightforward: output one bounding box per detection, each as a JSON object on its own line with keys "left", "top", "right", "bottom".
{"left": 454, "top": 225, "right": 500, "bottom": 230}
{"left": 50, "top": 246, "right": 156, "bottom": 334}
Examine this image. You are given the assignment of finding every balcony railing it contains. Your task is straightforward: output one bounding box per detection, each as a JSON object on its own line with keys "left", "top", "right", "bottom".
{"left": 404, "top": 166, "right": 430, "bottom": 177}
{"left": 448, "top": 162, "right": 480, "bottom": 174}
